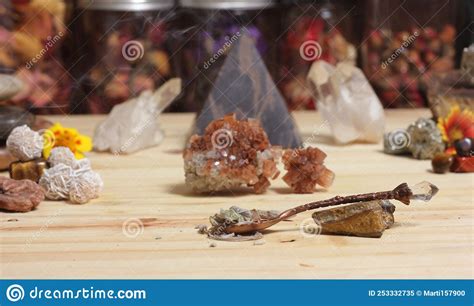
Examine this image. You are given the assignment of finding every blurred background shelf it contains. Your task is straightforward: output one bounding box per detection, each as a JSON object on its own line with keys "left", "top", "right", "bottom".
{"left": 0, "top": 0, "right": 472, "bottom": 114}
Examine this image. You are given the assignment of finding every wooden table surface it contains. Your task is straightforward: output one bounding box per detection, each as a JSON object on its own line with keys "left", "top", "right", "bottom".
{"left": 1, "top": 109, "right": 472, "bottom": 279}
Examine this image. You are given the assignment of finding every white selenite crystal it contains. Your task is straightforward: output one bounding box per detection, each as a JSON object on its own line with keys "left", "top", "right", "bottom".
{"left": 93, "top": 78, "right": 182, "bottom": 154}
{"left": 6, "top": 125, "right": 43, "bottom": 161}
{"left": 307, "top": 61, "right": 385, "bottom": 144}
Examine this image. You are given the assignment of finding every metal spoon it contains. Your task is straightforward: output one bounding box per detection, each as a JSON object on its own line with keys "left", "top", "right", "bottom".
{"left": 220, "top": 182, "right": 438, "bottom": 235}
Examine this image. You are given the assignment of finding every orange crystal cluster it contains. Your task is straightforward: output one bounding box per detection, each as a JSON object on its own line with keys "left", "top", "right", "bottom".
{"left": 184, "top": 114, "right": 280, "bottom": 194}
{"left": 282, "top": 147, "right": 335, "bottom": 193}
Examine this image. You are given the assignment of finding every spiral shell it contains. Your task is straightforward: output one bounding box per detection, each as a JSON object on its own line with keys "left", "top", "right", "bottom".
{"left": 383, "top": 129, "right": 411, "bottom": 155}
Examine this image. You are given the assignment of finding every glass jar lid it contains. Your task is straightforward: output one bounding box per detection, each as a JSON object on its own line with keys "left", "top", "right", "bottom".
{"left": 78, "top": 0, "right": 174, "bottom": 11}
{"left": 179, "top": 0, "right": 275, "bottom": 10}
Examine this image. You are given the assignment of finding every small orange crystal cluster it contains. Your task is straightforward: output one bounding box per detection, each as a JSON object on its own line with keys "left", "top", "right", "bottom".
{"left": 184, "top": 114, "right": 280, "bottom": 194}
{"left": 282, "top": 147, "right": 335, "bottom": 193}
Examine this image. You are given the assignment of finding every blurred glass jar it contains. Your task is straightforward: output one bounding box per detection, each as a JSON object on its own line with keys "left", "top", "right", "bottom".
{"left": 427, "top": 46, "right": 474, "bottom": 120}
{"left": 172, "top": 0, "right": 279, "bottom": 112}
{"left": 72, "top": 0, "right": 174, "bottom": 114}
{"left": 427, "top": 70, "right": 474, "bottom": 119}
{"left": 0, "top": 0, "right": 71, "bottom": 114}
{"left": 279, "top": 0, "right": 358, "bottom": 110}
{"left": 361, "top": 0, "right": 460, "bottom": 108}
{"left": 0, "top": 0, "right": 15, "bottom": 74}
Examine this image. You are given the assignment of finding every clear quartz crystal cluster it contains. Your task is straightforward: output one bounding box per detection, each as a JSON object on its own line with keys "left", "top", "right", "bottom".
{"left": 39, "top": 147, "right": 103, "bottom": 204}
{"left": 94, "top": 78, "right": 181, "bottom": 154}
{"left": 183, "top": 114, "right": 280, "bottom": 194}
{"left": 307, "top": 61, "right": 385, "bottom": 144}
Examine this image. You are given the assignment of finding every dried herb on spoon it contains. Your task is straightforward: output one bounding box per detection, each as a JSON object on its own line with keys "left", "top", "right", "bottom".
{"left": 203, "top": 181, "right": 438, "bottom": 241}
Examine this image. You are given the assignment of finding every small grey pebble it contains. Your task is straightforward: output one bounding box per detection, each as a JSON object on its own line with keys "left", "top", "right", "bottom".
{"left": 253, "top": 240, "right": 266, "bottom": 246}
{"left": 209, "top": 242, "right": 217, "bottom": 248}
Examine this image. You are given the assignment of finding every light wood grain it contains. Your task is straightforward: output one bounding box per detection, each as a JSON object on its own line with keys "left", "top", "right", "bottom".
{"left": 1, "top": 110, "right": 472, "bottom": 279}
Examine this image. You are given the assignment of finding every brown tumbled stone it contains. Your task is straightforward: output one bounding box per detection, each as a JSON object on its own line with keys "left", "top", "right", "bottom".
{"left": 431, "top": 153, "right": 453, "bottom": 174}
{"left": 0, "top": 176, "right": 45, "bottom": 212}
{"left": 9, "top": 158, "right": 48, "bottom": 182}
{"left": 282, "top": 147, "right": 335, "bottom": 193}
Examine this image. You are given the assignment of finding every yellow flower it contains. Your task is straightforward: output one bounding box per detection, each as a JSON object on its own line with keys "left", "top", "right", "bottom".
{"left": 437, "top": 106, "right": 474, "bottom": 141}
{"left": 43, "top": 123, "right": 92, "bottom": 159}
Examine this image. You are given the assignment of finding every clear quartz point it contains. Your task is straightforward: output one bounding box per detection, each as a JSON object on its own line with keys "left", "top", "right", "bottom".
{"left": 307, "top": 61, "right": 385, "bottom": 144}
{"left": 409, "top": 181, "right": 439, "bottom": 201}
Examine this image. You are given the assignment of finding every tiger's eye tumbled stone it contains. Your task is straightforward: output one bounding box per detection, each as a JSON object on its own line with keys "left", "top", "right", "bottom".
{"left": 9, "top": 158, "right": 48, "bottom": 183}
{"left": 431, "top": 153, "right": 453, "bottom": 174}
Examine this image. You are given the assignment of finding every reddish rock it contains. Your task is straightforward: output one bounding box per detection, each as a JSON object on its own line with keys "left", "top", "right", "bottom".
{"left": 450, "top": 156, "right": 474, "bottom": 173}
{"left": 282, "top": 147, "right": 335, "bottom": 193}
{"left": 184, "top": 114, "right": 280, "bottom": 194}
{"left": 0, "top": 176, "right": 45, "bottom": 212}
